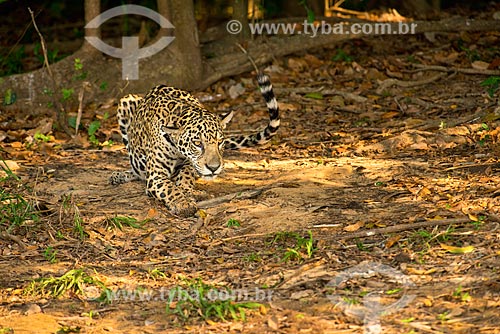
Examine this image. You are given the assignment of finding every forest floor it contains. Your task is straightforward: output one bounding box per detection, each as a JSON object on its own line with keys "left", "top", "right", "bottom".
{"left": 1, "top": 21, "right": 500, "bottom": 334}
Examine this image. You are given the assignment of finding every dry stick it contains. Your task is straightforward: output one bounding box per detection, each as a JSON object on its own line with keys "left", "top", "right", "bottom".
{"left": 274, "top": 87, "right": 367, "bottom": 103}
{"left": 376, "top": 73, "right": 447, "bottom": 94}
{"left": 75, "top": 87, "right": 85, "bottom": 137}
{"left": 75, "top": 82, "right": 91, "bottom": 137}
{"left": 28, "top": 8, "right": 72, "bottom": 136}
{"left": 235, "top": 43, "right": 260, "bottom": 73}
{"left": 412, "top": 63, "right": 500, "bottom": 76}
{"left": 316, "top": 217, "right": 471, "bottom": 241}
{"left": 197, "top": 188, "right": 263, "bottom": 209}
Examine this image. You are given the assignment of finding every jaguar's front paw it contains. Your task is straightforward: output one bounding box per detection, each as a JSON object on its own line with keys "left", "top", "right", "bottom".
{"left": 168, "top": 199, "right": 198, "bottom": 217}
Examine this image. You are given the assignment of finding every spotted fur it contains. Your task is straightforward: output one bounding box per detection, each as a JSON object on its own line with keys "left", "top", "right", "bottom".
{"left": 109, "top": 74, "right": 280, "bottom": 217}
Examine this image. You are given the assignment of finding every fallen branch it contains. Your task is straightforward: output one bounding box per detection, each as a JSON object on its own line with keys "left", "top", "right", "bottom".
{"left": 376, "top": 73, "right": 447, "bottom": 94}
{"left": 197, "top": 188, "right": 263, "bottom": 209}
{"left": 412, "top": 63, "right": 500, "bottom": 76}
{"left": 317, "top": 217, "right": 471, "bottom": 241}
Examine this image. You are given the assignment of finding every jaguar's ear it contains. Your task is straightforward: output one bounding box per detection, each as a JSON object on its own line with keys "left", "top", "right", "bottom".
{"left": 161, "top": 125, "right": 180, "bottom": 141}
{"left": 219, "top": 111, "right": 234, "bottom": 129}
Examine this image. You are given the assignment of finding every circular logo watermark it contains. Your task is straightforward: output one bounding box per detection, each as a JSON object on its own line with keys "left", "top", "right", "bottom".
{"left": 226, "top": 20, "right": 243, "bottom": 34}
{"left": 85, "top": 5, "right": 175, "bottom": 80}
{"left": 326, "top": 262, "right": 416, "bottom": 334}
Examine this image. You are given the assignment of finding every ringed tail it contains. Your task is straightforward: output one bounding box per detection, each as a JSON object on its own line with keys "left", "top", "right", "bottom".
{"left": 225, "top": 73, "right": 280, "bottom": 149}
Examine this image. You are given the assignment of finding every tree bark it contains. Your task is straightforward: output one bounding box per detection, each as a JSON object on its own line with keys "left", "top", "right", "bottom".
{"left": 156, "top": 0, "right": 203, "bottom": 88}
{"left": 232, "top": 0, "right": 250, "bottom": 40}
{"left": 81, "top": 0, "right": 101, "bottom": 55}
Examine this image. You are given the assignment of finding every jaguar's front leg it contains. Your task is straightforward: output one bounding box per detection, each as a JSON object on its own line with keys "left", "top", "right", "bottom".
{"left": 172, "top": 162, "right": 207, "bottom": 201}
{"left": 146, "top": 157, "right": 197, "bottom": 217}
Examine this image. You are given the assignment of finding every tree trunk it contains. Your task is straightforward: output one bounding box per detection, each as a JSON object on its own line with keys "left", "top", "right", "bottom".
{"left": 81, "top": 0, "right": 101, "bottom": 55}
{"left": 232, "top": 0, "right": 250, "bottom": 40}
{"left": 155, "top": 0, "right": 203, "bottom": 89}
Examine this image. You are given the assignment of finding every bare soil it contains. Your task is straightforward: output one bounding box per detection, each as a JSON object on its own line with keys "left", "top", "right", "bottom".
{"left": 1, "top": 31, "right": 500, "bottom": 334}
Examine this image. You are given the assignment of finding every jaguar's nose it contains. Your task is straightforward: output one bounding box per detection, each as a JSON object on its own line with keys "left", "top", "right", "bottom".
{"left": 206, "top": 163, "right": 221, "bottom": 174}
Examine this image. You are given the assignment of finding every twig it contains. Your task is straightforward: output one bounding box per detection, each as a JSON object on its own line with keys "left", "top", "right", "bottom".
{"left": 28, "top": 7, "right": 72, "bottom": 136}
{"left": 412, "top": 63, "right": 500, "bottom": 76}
{"left": 197, "top": 188, "right": 263, "bottom": 209}
{"left": 75, "top": 82, "right": 91, "bottom": 137}
{"left": 318, "top": 217, "right": 471, "bottom": 241}
{"left": 221, "top": 232, "right": 268, "bottom": 242}
{"left": 75, "top": 86, "right": 85, "bottom": 137}
{"left": 376, "top": 73, "right": 446, "bottom": 94}
{"left": 274, "top": 87, "right": 367, "bottom": 103}
{"left": 236, "top": 43, "right": 260, "bottom": 73}
{"left": 0, "top": 231, "right": 27, "bottom": 250}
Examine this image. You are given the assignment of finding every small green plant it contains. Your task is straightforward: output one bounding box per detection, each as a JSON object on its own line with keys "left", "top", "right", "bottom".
{"left": 332, "top": 48, "right": 353, "bottom": 62}
{"left": 88, "top": 120, "right": 101, "bottom": 146}
{"left": 0, "top": 162, "right": 39, "bottom": 232}
{"left": 73, "top": 58, "right": 87, "bottom": 80}
{"left": 43, "top": 246, "right": 58, "bottom": 263}
{"left": 82, "top": 310, "right": 99, "bottom": 319}
{"left": 99, "top": 81, "right": 108, "bottom": 91}
{"left": 148, "top": 268, "right": 167, "bottom": 280}
{"left": 469, "top": 216, "right": 484, "bottom": 230}
{"left": 56, "top": 325, "right": 81, "bottom": 334}
{"left": 74, "top": 58, "right": 83, "bottom": 71}
{"left": 452, "top": 286, "right": 471, "bottom": 303}
{"left": 166, "top": 278, "right": 262, "bottom": 322}
{"left": 0, "top": 46, "right": 25, "bottom": 76}
{"left": 271, "top": 230, "right": 316, "bottom": 262}
{"left": 282, "top": 248, "right": 301, "bottom": 262}
{"left": 437, "top": 311, "right": 449, "bottom": 322}
{"left": 3, "top": 88, "right": 16, "bottom": 105}
{"left": 226, "top": 218, "right": 241, "bottom": 228}
{"left": 243, "top": 252, "right": 261, "bottom": 262}
{"left": 0, "top": 327, "right": 14, "bottom": 334}
{"left": 356, "top": 240, "right": 367, "bottom": 251}
{"left": 33, "top": 43, "right": 60, "bottom": 65}
{"left": 106, "top": 216, "right": 145, "bottom": 230}
{"left": 406, "top": 55, "right": 417, "bottom": 63}
{"left": 481, "top": 76, "right": 500, "bottom": 97}
{"left": 34, "top": 132, "right": 52, "bottom": 143}
{"left": 73, "top": 211, "right": 87, "bottom": 240}
{"left": 61, "top": 88, "right": 74, "bottom": 102}
{"left": 342, "top": 296, "right": 360, "bottom": 305}
{"left": 24, "top": 268, "right": 107, "bottom": 298}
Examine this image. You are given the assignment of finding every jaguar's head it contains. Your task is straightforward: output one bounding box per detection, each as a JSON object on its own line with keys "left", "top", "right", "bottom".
{"left": 162, "top": 111, "right": 233, "bottom": 180}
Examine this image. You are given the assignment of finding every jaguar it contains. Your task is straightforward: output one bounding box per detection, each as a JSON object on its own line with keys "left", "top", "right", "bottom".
{"left": 110, "top": 73, "right": 280, "bottom": 216}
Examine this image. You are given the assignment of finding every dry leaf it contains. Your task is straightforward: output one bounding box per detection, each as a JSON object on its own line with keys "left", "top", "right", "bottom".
{"left": 344, "top": 221, "right": 365, "bottom": 232}
{"left": 471, "top": 60, "right": 490, "bottom": 70}
{"left": 385, "top": 235, "right": 402, "bottom": 248}
{"left": 267, "top": 315, "right": 279, "bottom": 330}
{"left": 0, "top": 160, "right": 20, "bottom": 172}
{"left": 146, "top": 208, "right": 158, "bottom": 219}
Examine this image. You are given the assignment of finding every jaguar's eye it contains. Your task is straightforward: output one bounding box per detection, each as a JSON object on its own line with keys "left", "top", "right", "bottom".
{"left": 193, "top": 139, "right": 203, "bottom": 149}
